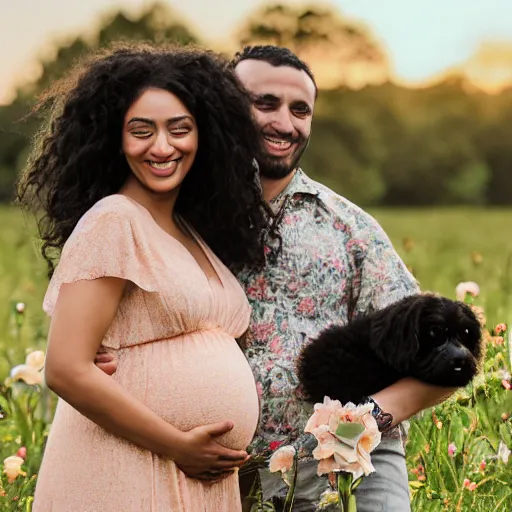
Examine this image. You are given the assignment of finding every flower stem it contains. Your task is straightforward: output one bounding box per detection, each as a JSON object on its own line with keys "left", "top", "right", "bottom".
{"left": 283, "top": 457, "right": 298, "bottom": 512}
{"left": 337, "top": 473, "right": 357, "bottom": 512}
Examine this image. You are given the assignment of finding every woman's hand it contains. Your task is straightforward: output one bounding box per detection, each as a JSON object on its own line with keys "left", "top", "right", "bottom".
{"left": 173, "top": 421, "right": 250, "bottom": 482}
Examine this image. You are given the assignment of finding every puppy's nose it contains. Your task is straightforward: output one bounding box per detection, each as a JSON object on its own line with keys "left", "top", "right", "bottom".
{"left": 451, "top": 358, "right": 467, "bottom": 372}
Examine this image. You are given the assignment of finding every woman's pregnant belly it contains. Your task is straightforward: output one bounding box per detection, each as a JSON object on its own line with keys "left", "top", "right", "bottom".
{"left": 114, "top": 329, "right": 260, "bottom": 450}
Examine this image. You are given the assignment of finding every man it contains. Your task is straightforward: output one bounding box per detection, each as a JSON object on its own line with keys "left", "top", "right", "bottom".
{"left": 97, "top": 45, "right": 453, "bottom": 510}
{"left": 228, "top": 45, "right": 453, "bottom": 512}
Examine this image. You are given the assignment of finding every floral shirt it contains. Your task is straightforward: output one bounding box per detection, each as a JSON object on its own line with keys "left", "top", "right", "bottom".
{"left": 237, "top": 169, "right": 419, "bottom": 460}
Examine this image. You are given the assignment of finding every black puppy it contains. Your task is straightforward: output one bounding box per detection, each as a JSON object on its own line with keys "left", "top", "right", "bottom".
{"left": 297, "top": 294, "right": 482, "bottom": 405}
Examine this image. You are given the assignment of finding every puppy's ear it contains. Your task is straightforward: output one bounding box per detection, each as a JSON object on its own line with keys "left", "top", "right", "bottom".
{"left": 369, "top": 295, "right": 424, "bottom": 372}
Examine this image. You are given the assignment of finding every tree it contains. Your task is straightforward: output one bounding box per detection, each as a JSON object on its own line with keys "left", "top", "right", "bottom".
{"left": 0, "top": 2, "right": 199, "bottom": 201}
{"left": 236, "top": 3, "right": 389, "bottom": 88}
{"left": 19, "top": 3, "right": 198, "bottom": 99}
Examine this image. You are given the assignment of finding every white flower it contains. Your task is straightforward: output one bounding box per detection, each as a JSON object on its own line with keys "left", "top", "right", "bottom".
{"left": 10, "top": 350, "right": 45, "bottom": 386}
{"left": 455, "top": 282, "right": 480, "bottom": 301}
{"left": 498, "top": 441, "right": 511, "bottom": 464}
{"left": 15, "top": 302, "right": 25, "bottom": 314}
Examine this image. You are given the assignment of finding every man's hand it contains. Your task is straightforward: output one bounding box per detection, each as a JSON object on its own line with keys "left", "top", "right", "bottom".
{"left": 94, "top": 350, "right": 118, "bottom": 376}
{"left": 174, "top": 421, "right": 250, "bottom": 483}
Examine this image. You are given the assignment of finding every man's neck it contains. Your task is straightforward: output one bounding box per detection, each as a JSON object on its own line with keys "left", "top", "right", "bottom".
{"left": 260, "top": 169, "right": 297, "bottom": 203}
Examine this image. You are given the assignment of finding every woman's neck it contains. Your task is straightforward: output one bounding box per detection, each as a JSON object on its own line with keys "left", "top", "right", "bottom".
{"left": 119, "top": 177, "right": 180, "bottom": 234}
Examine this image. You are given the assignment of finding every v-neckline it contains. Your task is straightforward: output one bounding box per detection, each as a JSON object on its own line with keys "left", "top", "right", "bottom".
{"left": 118, "top": 194, "right": 225, "bottom": 290}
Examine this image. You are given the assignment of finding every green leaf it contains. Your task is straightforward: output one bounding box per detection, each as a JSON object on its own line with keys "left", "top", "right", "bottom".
{"left": 335, "top": 422, "right": 365, "bottom": 440}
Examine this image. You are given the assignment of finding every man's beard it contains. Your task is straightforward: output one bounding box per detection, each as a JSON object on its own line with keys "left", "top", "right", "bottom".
{"left": 258, "top": 136, "right": 310, "bottom": 180}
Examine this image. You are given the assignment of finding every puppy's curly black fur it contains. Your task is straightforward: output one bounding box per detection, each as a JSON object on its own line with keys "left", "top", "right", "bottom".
{"left": 297, "top": 294, "right": 483, "bottom": 405}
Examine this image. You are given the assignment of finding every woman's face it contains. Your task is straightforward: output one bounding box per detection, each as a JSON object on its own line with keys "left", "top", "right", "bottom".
{"left": 122, "top": 88, "right": 198, "bottom": 196}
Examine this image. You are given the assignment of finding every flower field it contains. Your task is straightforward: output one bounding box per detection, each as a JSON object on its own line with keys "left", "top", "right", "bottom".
{"left": 0, "top": 206, "right": 511, "bottom": 511}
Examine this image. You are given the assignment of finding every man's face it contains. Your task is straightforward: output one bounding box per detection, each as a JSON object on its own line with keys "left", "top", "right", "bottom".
{"left": 234, "top": 59, "right": 316, "bottom": 180}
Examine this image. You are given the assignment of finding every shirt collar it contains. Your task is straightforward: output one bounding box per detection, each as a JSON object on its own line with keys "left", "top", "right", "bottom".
{"left": 269, "top": 169, "right": 320, "bottom": 208}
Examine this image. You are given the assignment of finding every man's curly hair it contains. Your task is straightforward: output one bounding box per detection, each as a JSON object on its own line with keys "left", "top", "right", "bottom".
{"left": 17, "top": 42, "right": 277, "bottom": 277}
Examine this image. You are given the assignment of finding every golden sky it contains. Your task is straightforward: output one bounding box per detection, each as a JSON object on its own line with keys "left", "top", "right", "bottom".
{"left": 1, "top": 0, "right": 512, "bottom": 104}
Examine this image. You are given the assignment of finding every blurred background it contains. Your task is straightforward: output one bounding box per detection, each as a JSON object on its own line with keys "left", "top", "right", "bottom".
{"left": 2, "top": 0, "right": 512, "bottom": 207}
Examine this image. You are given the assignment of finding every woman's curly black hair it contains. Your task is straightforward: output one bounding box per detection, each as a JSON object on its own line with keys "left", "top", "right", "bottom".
{"left": 17, "top": 42, "right": 277, "bottom": 277}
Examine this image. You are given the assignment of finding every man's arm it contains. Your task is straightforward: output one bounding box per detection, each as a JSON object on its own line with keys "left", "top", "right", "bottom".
{"left": 353, "top": 212, "right": 454, "bottom": 424}
{"left": 371, "top": 378, "right": 456, "bottom": 428}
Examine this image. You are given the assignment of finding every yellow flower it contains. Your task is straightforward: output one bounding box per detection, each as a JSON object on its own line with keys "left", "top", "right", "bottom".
{"left": 10, "top": 350, "right": 45, "bottom": 386}
{"left": 318, "top": 490, "right": 339, "bottom": 508}
{"left": 3, "top": 456, "right": 26, "bottom": 483}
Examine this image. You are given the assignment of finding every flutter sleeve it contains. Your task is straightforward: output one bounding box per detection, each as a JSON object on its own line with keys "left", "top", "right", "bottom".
{"left": 43, "top": 197, "right": 158, "bottom": 316}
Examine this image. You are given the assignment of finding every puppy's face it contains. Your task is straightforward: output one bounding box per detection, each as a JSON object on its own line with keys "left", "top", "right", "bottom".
{"left": 409, "top": 297, "right": 482, "bottom": 386}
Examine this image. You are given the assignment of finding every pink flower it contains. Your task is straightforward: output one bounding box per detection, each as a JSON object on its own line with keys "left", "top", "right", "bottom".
{"left": 495, "top": 323, "right": 507, "bottom": 335}
{"left": 305, "top": 397, "right": 381, "bottom": 479}
{"left": 16, "top": 447, "right": 26, "bottom": 460}
{"left": 448, "top": 443, "right": 457, "bottom": 457}
{"left": 493, "top": 336, "right": 505, "bottom": 346}
{"left": 479, "top": 460, "right": 486, "bottom": 471}
{"left": 297, "top": 297, "right": 315, "bottom": 316}
{"left": 463, "top": 479, "right": 477, "bottom": 491}
{"left": 455, "top": 282, "right": 480, "bottom": 302}
{"left": 502, "top": 380, "right": 511, "bottom": 391}
{"left": 269, "top": 445, "right": 296, "bottom": 482}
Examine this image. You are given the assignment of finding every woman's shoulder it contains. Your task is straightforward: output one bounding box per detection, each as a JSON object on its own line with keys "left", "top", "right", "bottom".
{"left": 75, "top": 194, "right": 142, "bottom": 231}
{"left": 88, "top": 194, "right": 140, "bottom": 218}
{"left": 64, "top": 195, "right": 146, "bottom": 251}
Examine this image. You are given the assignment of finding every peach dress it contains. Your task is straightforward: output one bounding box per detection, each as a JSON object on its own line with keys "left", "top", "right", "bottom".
{"left": 33, "top": 195, "right": 260, "bottom": 512}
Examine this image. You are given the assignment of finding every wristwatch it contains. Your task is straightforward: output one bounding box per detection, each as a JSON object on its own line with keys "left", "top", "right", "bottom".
{"left": 364, "top": 397, "right": 394, "bottom": 432}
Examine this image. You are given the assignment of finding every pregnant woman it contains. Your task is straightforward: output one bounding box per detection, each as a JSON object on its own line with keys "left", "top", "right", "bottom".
{"left": 17, "top": 43, "right": 274, "bottom": 511}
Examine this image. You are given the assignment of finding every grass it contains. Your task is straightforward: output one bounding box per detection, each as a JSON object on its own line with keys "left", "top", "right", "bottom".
{"left": 0, "top": 205, "right": 511, "bottom": 510}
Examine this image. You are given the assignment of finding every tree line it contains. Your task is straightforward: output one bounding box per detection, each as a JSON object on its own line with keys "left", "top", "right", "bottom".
{"left": 1, "top": 2, "right": 511, "bottom": 206}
